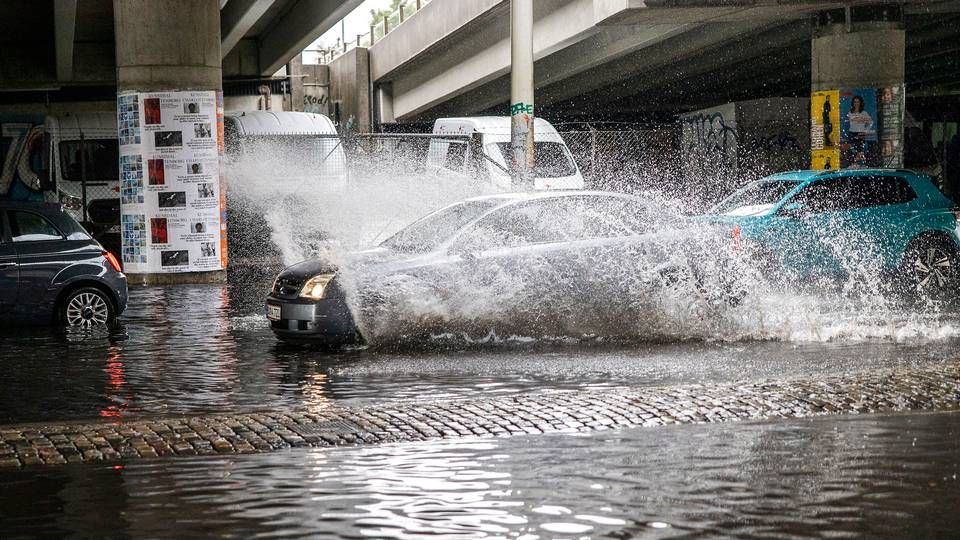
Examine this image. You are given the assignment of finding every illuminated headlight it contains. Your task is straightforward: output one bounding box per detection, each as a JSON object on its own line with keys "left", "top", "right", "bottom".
{"left": 299, "top": 273, "right": 335, "bottom": 300}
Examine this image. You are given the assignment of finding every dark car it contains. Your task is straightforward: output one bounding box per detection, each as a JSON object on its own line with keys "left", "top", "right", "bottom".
{"left": 0, "top": 200, "right": 128, "bottom": 327}
{"left": 266, "top": 191, "right": 741, "bottom": 345}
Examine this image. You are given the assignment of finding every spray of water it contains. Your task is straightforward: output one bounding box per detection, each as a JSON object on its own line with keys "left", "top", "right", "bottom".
{"left": 225, "top": 136, "right": 960, "bottom": 347}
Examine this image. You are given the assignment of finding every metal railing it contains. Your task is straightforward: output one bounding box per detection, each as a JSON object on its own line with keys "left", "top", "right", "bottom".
{"left": 308, "top": 0, "right": 432, "bottom": 65}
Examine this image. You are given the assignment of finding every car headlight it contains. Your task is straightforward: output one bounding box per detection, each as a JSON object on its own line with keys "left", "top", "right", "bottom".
{"left": 300, "top": 273, "right": 335, "bottom": 300}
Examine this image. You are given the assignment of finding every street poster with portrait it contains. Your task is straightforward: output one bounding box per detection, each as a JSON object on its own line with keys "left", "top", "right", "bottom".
{"left": 839, "top": 88, "right": 878, "bottom": 168}
{"left": 810, "top": 90, "right": 840, "bottom": 170}
{"left": 117, "top": 90, "right": 227, "bottom": 273}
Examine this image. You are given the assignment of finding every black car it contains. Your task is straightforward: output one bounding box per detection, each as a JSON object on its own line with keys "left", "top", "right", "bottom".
{"left": 0, "top": 200, "right": 128, "bottom": 327}
{"left": 266, "top": 191, "right": 740, "bottom": 345}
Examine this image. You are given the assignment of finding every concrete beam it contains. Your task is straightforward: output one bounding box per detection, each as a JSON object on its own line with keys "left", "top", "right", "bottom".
{"left": 257, "top": 0, "right": 363, "bottom": 76}
{"left": 391, "top": 0, "right": 602, "bottom": 120}
{"left": 54, "top": 0, "right": 78, "bottom": 81}
{"left": 220, "top": 0, "right": 275, "bottom": 60}
{"left": 369, "top": 0, "right": 505, "bottom": 81}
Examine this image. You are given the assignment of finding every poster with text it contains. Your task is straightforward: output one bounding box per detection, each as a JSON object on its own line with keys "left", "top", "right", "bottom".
{"left": 810, "top": 90, "right": 840, "bottom": 170}
{"left": 878, "top": 85, "right": 905, "bottom": 168}
{"left": 118, "top": 90, "right": 226, "bottom": 273}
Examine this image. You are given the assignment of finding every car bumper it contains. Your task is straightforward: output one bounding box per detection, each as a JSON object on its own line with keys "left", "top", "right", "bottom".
{"left": 266, "top": 295, "right": 359, "bottom": 344}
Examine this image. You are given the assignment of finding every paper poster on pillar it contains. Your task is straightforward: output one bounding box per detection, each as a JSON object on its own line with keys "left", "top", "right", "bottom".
{"left": 810, "top": 91, "right": 840, "bottom": 170}
{"left": 839, "top": 88, "right": 879, "bottom": 168}
{"left": 878, "top": 85, "right": 905, "bottom": 168}
{"left": 118, "top": 90, "right": 225, "bottom": 273}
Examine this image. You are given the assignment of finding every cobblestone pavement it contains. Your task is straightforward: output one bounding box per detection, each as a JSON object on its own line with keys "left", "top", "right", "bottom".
{"left": 1, "top": 361, "right": 958, "bottom": 469}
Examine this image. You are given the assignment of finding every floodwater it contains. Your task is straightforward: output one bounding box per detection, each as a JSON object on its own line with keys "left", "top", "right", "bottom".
{"left": 0, "top": 269, "right": 958, "bottom": 425}
{"left": 2, "top": 410, "right": 958, "bottom": 538}
{"left": 2, "top": 270, "right": 960, "bottom": 537}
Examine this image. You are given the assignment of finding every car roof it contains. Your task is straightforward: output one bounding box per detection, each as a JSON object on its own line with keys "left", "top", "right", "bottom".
{"left": 764, "top": 168, "right": 925, "bottom": 183}
{"left": 459, "top": 190, "right": 639, "bottom": 205}
{"left": 0, "top": 200, "right": 64, "bottom": 214}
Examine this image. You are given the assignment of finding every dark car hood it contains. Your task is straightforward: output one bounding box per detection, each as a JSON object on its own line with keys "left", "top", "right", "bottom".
{"left": 278, "top": 247, "right": 436, "bottom": 281}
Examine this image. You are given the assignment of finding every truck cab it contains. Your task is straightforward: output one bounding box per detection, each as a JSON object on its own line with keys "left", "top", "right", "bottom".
{"left": 43, "top": 112, "right": 120, "bottom": 227}
{"left": 426, "top": 117, "right": 584, "bottom": 191}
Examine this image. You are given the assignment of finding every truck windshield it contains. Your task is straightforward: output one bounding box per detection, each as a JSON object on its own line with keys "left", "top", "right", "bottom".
{"left": 59, "top": 140, "right": 119, "bottom": 181}
{"left": 711, "top": 180, "right": 802, "bottom": 216}
{"left": 491, "top": 142, "right": 577, "bottom": 178}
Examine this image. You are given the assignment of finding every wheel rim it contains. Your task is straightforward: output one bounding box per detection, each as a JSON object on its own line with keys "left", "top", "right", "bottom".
{"left": 912, "top": 246, "right": 953, "bottom": 291}
{"left": 65, "top": 292, "right": 110, "bottom": 328}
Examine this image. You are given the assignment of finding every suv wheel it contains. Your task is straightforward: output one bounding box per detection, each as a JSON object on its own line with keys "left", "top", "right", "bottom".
{"left": 61, "top": 287, "right": 114, "bottom": 328}
{"left": 901, "top": 238, "right": 959, "bottom": 299}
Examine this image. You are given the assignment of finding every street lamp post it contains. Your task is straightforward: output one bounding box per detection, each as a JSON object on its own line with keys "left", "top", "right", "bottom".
{"left": 510, "top": 0, "right": 534, "bottom": 187}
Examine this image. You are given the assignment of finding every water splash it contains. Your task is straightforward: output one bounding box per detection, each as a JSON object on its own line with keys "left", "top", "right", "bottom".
{"left": 224, "top": 140, "right": 959, "bottom": 347}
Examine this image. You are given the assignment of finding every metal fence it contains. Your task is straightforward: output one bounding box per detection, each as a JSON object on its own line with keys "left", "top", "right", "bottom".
{"left": 555, "top": 122, "right": 681, "bottom": 194}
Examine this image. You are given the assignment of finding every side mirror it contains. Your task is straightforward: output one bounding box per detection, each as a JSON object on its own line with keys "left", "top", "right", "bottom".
{"left": 779, "top": 202, "right": 805, "bottom": 218}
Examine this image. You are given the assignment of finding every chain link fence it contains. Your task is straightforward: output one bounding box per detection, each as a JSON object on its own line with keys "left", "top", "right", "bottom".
{"left": 554, "top": 122, "right": 681, "bottom": 195}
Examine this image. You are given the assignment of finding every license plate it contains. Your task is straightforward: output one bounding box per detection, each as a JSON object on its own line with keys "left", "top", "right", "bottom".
{"left": 266, "top": 304, "right": 281, "bottom": 321}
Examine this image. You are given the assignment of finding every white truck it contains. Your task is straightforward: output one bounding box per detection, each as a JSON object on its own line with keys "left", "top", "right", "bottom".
{"left": 426, "top": 117, "right": 585, "bottom": 190}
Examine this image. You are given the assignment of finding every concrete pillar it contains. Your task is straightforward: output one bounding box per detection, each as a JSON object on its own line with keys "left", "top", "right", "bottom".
{"left": 114, "top": 0, "right": 226, "bottom": 285}
{"left": 509, "top": 0, "right": 534, "bottom": 187}
{"left": 810, "top": 20, "right": 905, "bottom": 170}
{"left": 328, "top": 48, "right": 371, "bottom": 133}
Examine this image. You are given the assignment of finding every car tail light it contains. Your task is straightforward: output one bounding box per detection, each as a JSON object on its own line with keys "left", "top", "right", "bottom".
{"left": 103, "top": 250, "right": 122, "bottom": 272}
{"left": 731, "top": 225, "right": 742, "bottom": 251}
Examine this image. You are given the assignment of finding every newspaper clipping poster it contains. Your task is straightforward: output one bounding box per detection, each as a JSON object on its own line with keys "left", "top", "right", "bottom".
{"left": 118, "top": 91, "right": 227, "bottom": 273}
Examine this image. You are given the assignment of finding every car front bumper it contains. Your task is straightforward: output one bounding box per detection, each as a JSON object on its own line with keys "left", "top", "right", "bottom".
{"left": 266, "top": 295, "right": 359, "bottom": 344}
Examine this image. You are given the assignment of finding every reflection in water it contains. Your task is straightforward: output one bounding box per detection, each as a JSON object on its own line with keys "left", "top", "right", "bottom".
{"left": 99, "top": 346, "right": 128, "bottom": 418}
{"left": 1, "top": 277, "right": 960, "bottom": 425}
{"left": 1, "top": 411, "right": 958, "bottom": 538}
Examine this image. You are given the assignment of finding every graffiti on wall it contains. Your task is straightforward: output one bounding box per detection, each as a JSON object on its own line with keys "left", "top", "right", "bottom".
{"left": 680, "top": 108, "right": 738, "bottom": 186}
{"left": 303, "top": 93, "right": 329, "bottom": 115}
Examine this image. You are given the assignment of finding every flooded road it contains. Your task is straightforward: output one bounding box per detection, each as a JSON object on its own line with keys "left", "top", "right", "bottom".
{"left": 0, "top": 271, "right": 958, "bottom": 425}
{"left": 2, "top": 271, "right": 959, "bottom": 537}
{"left": 2, "top": 410, "right": 958, "bottom": 538}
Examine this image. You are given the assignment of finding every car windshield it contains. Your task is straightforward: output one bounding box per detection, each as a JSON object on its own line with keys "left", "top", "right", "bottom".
{"left": 711, "top": 180, "right": 802, "bottom": 216}
{"left": 380, "top": 199, "right": 503, "bottom": 253}
{"left": 490, "top": 142, "right": 577, "bottom": 178}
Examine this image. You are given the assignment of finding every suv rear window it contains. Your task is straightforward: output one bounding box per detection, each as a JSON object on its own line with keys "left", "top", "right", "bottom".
{"left": 790, "top": 175, "right": 915, "bottom": 213}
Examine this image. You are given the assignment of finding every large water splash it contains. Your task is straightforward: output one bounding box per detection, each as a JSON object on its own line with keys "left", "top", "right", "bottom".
{"left": 225, "top": 138, "right": 959, "bottom": 347}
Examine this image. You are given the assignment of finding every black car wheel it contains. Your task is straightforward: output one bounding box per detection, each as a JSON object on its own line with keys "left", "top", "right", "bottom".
{"left": 901, "top": 238, "right": 959, "bottom": 299}
{"left": 60, "top": 287, "right": 115, "bottom": 328}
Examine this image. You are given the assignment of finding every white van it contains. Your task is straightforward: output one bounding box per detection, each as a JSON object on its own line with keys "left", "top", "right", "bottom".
{"left": 426, "top": 117, "right": 584, "bottom": 190}
{"left": 223, "top": 111, "right": 347, "bottom": 190}
{"left": 43, "top": 112, "right": 120, "bottom": 223}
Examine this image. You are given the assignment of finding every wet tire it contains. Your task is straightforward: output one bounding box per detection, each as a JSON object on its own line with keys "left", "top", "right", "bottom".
{"left": 899, "top": 237, "right": 960, "bottom": 300}
{"left": 59, "top": 287, "right": 115, "bottom": 328}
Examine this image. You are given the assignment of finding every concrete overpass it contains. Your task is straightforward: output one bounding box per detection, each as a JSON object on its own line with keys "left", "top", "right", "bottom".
{"left": 351, "top": 0, "right": 960, "bottom": 124}
{"left": 0, "top": 0, "right": 360, "bottom": 106}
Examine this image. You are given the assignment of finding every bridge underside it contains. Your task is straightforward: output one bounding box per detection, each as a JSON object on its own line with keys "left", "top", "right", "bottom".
{"left": 369, "top": 0, "right": 960, "bottom": 124}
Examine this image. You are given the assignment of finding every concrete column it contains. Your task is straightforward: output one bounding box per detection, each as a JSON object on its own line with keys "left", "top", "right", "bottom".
{"left": 810, "top": 20, "right": 905, "bottom": 170}
{"left": 114, "top": 0, "right": 222, "bottom": 93}
{"left": 509, "top": 0, "right": 534, "bottom": 187}
{"left": 114, "top": 0, "right": 225, "bottom": 285}
{"left": 328, "top": 48, "right": 371, "bottom": 133}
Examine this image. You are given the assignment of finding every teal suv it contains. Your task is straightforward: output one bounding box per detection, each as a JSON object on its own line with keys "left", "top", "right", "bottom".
{"left": 704, "top": 169, "right": 960, "bottom": 296}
